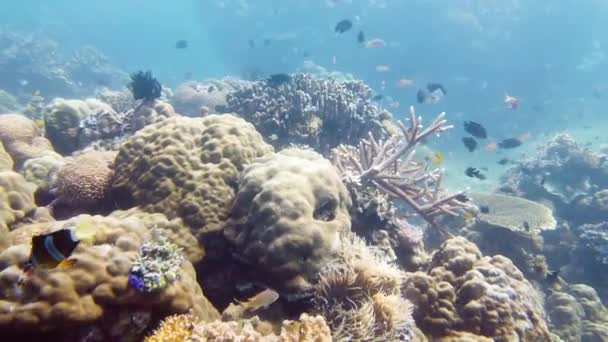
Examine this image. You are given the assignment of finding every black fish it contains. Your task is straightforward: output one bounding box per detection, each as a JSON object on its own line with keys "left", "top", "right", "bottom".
{"left": 465, "top": 167, "right": 486, "bottom": 180}
{"left": 416, "top": 89, "right": 427, "bottom": 103}
{"left": 462, "top": 137, "right": 478, "bottom": 152}
{"left": 357, "top": 30, "right": 365, "bottom": 43}
{"left": 479, "top": 205, "right": 490, "bottom": 214}
{"left": 371, "top": 94, "right": 383, "bottom": 101}
{"left": 540, "top": 176, "right": 546, "bottom": 186}
{"left": 498, "top": 138, "right": 523, "bottom": 149}
{"left": 335, "top": 19, "right": 353, "bottom": 33}
{"left": 498, "top": 158, "right": 510, "bottom": 165}
{"left": 175, "top": 40, "right": 188, "bottom": 49}
{"left": 455, "top": 193, "right": 470, "bottom": 203}
{"left": 523, "top": 221, "right": 530, "bottom": 230}
{"left": 427, "top": 83, "right": 447, "bottom": 95}
{"left": 464, "top": 121, "right": 487, "bottom": 139}
{"left": 266, "top": 73, "right": 291, "bottom": 87}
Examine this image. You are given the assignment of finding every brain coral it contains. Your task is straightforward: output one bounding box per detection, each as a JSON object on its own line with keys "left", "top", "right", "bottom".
{"left": 0, "top": 114, "right": 54, "bottom": 168}
{"left": 0, "top": 213, "right": 219, "bottom": 338}
{"left": 218, "top": 73, "right": 394, "bottom": 153}
{"left": 223, "top": 148, "right": 351, "bottom": 293}
{"left": 112, "top": 114, "right": 273, "bottom": 246}
{"left": 43, "top": 98, "right": 118, "bottom": 155}
{"left": 403, "top": 237, "right": 551, "bottom": 341}
{"left": 49, "top": 150, "right": 116, "bottom": 216}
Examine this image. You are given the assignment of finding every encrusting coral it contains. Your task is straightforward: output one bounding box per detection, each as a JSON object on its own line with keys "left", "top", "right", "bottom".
{"left": 218, "top": 73, "right": 394, "bottom": 153}
{"left": 403, "top": 237, "right": 551, "bottom": 341}
{"left": 112, "top": 114, "right": 273, "bottom": 250}
{"left": 0, "top": 114, "right": 55, "bottom": 168}
{"left": 313, "top": 232, "right": 415, "bottom": 341}
{"left": 224, "top": 148, "right": 351, "bottom": 294}
{"left": 0, "top": 213, "right": 219, "bottom": 339}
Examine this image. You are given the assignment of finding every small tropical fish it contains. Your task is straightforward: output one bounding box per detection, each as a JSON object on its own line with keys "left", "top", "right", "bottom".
{"left": 375, "top": 65, "right": 390, "bottom": 72}
{"left": 397, "top": 79, "right": 414, "bottom": 88}
{"left": 497, "top": 158, "right": 510, "bottom": 165}
{"left": 175, "top": 40, "right": 189, "bottom": 49}
{"left": 432, "top": 151, "right": 443, "bottom": 165}
{"left": 539, "top": 176, "right": 546, "bottom": 186}
{"left": 357, "top": 30, "right": 365, "bottom": 43}
{"left": 266, "top": 73, "right": 291, "bottom": 87}
{"left": 19, "top": 217, "right": 96, "bottom": 285}
{"left": 504, "top": 94, "right": 519, "bottom": 110}
{"left": 465, "top": 167, "right": 486, "bottom": 180}
{"left": 464, "top": 121, "right": 487, "bottom": 139}
{"left": 365, "top": 38, "right": 386, "bottom": 48}
{"left": 463, "top": 212, "right": 474, "bottom": 221}
{"left": 416, "top": 89, "right": 427, "bottom": 103}
{"left": 334, "top": 19, "right": 353, "bottom": 33}
{"left": 427, "top": 83, "right": 447, "bottom": 96}
{"left": 523, "top": 221, "right": 530, "bottom": 231}
{"left": 484, "top": 142, "right": 497, "bottom": 152}
{"left": 479, "top": 205, "right": 490, "bottom": 213}
{"left": 455, "top": 193, "right": 469, "bottom": 203}
{"left": 34, "top": 119, "right": 45, "bottom": 129}
{"left": 237, "top": 288, "right": 279, "bottom": 312}
{"left": 498, "top": 138, "right": 523, "bottom": 149}
{"left": 462, "top": 137, "right": 478, "bottom": 152}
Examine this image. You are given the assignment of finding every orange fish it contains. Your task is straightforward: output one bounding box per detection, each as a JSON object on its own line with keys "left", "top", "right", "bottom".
{"left": 365, "top": 38, "right": 386, "bottom": 48}
{"left": 375, "top": 65, "right": 390, "bottom": 72}
{"left": 463, "top": 212, "right": 474, "bottom": 221}
{"left": 397, "top": 79, "right": 414, "bottom": 88}
{"left": 504, "top": 94, "right": 519, "bottom": 110}
{"left": 237, "top": 288, "right": 279, "bottom": 312}
{"left": 432, "top": 152, "right": 443, "bottom": 165}
{"left": 484, "top": 142, "right": 497, "bottom": 152}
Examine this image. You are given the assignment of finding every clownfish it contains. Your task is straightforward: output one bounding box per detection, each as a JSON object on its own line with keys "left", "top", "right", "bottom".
{"left": 18, "top": 217, "right": 96, "bottom": 285}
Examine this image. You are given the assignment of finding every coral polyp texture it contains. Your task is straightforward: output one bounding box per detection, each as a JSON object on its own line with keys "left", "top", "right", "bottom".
{"left": 218, "top": 73, "right": 394, "bottom": 153}
{"left": 0, "top": 213, "right": 219, "bottom": 339}
{"left": 224, "top": 148, "right": 351, "bottom": 293}
{"left": 111, "top": 114, "right": 273, "bottom": 247}
{"left": 0, "top": 171, "right": 37, "bottom": 251}
{"left": 313, "top": 232, "right": 415, "bottom": 341}
{"left": 403, "top": 237, "right": 551, "bottom": 341}
{"left": 0, "top": 114, "right": 55, "bottom": 168}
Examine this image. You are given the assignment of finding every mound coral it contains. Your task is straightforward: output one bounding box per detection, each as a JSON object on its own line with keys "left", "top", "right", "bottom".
{"left": 20, "top": 153, "right": 64, "bottom": 188}
{"left": 128, "top": 99, "right": 176, "bottom": 132}
{"left": 403, "top": 237, "right": 551, "bottom": 341}
{"left": 0, "top": 114, "right": 55, "bottom": 168}
{"left": 0, "top": 213, "right": 219, "bottom": 338}
{"left": 37, "top": 150, "right": 115, "bottom": 219}
{"left": 224, "top": 148, "right": 351, "bottom": 293}
{"left": 112, "top": 114, "right": 273, "bottom": 249}
{"left": 0, "top": 171, "right": 38, "bottom": 240}
{"left": 171, "top": 78, "right": 248, "bottom": 116}
{"left": 218, "top": 73, "right": 394, "bottom": 153}
{"left": 0, "top": 142, "right": 13, "bottom": 171}
{"left": 313, "top": 232, "right": 415, "bottom": 341}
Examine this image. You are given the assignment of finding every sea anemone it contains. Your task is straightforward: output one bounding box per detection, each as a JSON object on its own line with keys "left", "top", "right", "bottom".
{"left": 128, "top": 70, "right": 162, "bottom": 101}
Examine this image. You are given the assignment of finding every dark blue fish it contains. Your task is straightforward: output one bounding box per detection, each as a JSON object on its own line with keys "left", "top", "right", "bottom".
{"left": 175, "top": 40, "right": 188, "bottom": 49}
{"left": 498, "top": 138, "right": 523, "bottom": 149}
{"left": 462, "top": 137, "right": 477, "bottom": 152}
{"left": 427, "top": 83, "right": 447, "bottom": 95}
{"left": 357, "top": 30, "right": 365, "bottom": 43}
{"left": 335, "top": 19, "right": 353, "bottom": 34}
{"left": 465, "top": 167, "right": 486, "bottom": 180}
{"left": 464, "top": 121, "right": 487, "bottom": 139}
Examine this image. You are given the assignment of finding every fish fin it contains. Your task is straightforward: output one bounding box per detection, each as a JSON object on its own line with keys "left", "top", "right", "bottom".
{"left": 57, "top": 259, "right": 77, "bottom": 268}
{"left": 74, "top": 216, "right": 96, "bottom": 242}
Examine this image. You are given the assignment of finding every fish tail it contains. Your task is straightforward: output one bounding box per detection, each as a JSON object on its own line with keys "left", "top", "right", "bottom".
{"left": 74, "top": 216, "right": 96, "bottom": 242}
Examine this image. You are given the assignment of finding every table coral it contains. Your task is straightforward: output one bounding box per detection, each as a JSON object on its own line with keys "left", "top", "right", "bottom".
{"left": 218, "top": 73, "right": 394, "bottom": 154}
{"left": 112, "top": 114, "right": 273, "bottom": 249}
{"left": 0, "top": 213, "right": 219, "bottom": 338}
{"left": 403, "top": 237, "right": 551, "bottom": 341}
{"left": 224, "top": 148, "right": 351, "bottom": 293}
{"left": 0, "top": 114, "right": 54, "bottom": 168}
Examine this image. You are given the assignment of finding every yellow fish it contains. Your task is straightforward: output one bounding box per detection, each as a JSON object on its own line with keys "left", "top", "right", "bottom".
{"left": 237, "top": 288, "right": 279, "bottom": 312}
{"left": 463, "top": 212, "right": 474, "bottom": 221}
{"left": 34, "top": 118, "right": 44, "bottom": 129}
{"left": 432, "top": 152, "right": 443, "bottom": 165}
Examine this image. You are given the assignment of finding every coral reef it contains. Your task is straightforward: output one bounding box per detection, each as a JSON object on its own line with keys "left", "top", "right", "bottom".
{"left": 0, "top": 213, "right": 219, "bottom": 339}
{"left": 96, "top": 87, "right": 138, "bottom": 114}
{"left": 144, "top": 313, "right": 196, "bottom": 342}
{"left": 547, "top": 284, "right": 608, "bottom": 341}
{"left": 112, "top": 114, "right": 273, "bottom": 250}
{"left": 128, "top": 229, "right": 185, "bottom": 293}
{"left": 0, "top": 142, "right": 13, "bottom": 171}
{"left": 43, "top": 98, "right": 126, "bottom": 155}
{"left": 333, "top": 106, "right": 468, "bottom": 229}
{"left": 403, "top": 237, "right": 551, "bottom": 341}
{"left": 43, "top": 150, "right": 115, "bottom": 217}
{"left": 0, "top": 114, "right": 55, "bottom": 168}
{"left": 20, "top": 153, "right": 64, "bottom": 188}
{"left": 189, "top": 313, "right": 331, "bottom": 341}
{"left": 313, "top": 232, "right": 415, "bottom": 341}
{"left": 171, "top": 78, "right": 250, "bottom": 116}
{"left": 462, "top": 192, "right": 556, "bottom": 279}
{"left": 224, "top": 148, "right": 351, "bottom": 293}
{"left": 0, "top": 171, "right": 38, "bottom": 234}
{"left": 218, "top": 73, "right": 394, "bottom": 153}
{"left": 128, "top": 99, "right": 176, "bottom": 132}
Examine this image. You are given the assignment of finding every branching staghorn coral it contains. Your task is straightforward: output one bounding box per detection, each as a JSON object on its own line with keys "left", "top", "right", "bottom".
{"left": 333, "top": 106, "right": 468, "bottom": 229}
